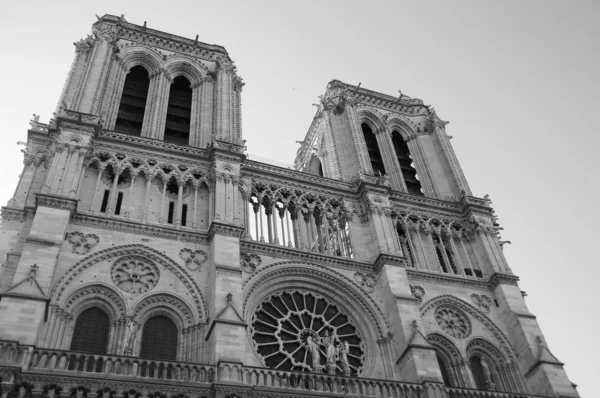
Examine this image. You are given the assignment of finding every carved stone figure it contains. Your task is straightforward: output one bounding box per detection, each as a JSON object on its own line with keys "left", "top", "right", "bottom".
{"left": 306, "top": 335, "right": 321, "bottom": 373}
{"left": 123, "top": 319, "right": 138, "bottom": 354}
{"left": 321, "top": 330, "right": 338, "bottom": 374}
{"left": 338, "top": 340, "right": 351, "bottom": 376}
{"left": 480, "top": 357, "right": 496, "bottom": 390}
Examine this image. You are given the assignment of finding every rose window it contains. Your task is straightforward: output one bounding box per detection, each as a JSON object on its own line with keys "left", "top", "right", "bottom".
{"left": 435, "top": 306, "right": 471, "bottom": 339}
{"left": 251, "top": 291, "right": 364, "bottom": 375}
{"left": 111, "top": 256, "right": 159, "bottom": 294}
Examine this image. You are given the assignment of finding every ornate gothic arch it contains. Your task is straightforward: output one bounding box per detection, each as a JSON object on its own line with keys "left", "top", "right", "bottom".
{"left": 420, "top": 295, "right": 516, "bottom": 361}
{"left": 163, "top": 56, "right": 207, "bottom": 86}
{"left": 242, "top": 260, "right": 391, "bottom": 377}
{"left": 427, "top": 332, "right": 467, "bottom": 388}
{"left": 50, "top": 244, "right": 207, "bottom": 322}
{"left": 356, "top": 107, "right": 387, "bottom": 135}
{"left": 466, "top": 337, "right": 507, "bottom": 363}
{"left": 118, "top": 46, "right": 163, "bottom": 75}
{"left": 133, "top": 291, "right": 195, "bottom": 330}
{"left": 387, "top": 115, "right": 419, "bottom": 140}
{"left": 63, "top": 282, "right": 127, "bottom": 321}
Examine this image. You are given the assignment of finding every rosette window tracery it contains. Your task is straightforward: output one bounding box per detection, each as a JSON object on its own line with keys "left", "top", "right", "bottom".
{"left": 435, "top": 306, "right": 471, "bottom": 339}
{"left": 251, "top": 291, "right": 364, "bottom": 375}
{"left": 111, "top": 256, "right": 159, "bottom": 294}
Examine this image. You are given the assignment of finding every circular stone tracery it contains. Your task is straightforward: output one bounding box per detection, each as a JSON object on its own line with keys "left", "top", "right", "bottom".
{"left": 111, "top": 256, "right": 160, "bottom": 294}
{"left": 435, "top": 305, "right": 471, "bottom": 339}
{"left": 251, "top": 291, "right": 364, "bottom": 375}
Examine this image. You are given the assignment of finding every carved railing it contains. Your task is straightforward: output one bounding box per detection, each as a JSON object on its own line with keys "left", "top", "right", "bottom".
{"left": 27, "top": 348, "right": 214, "bottom": 383}
{"left": 0, "top": 344, "right": 547, "bottom": 398}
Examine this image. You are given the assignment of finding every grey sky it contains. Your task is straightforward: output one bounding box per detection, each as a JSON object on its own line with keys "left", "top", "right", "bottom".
{"left": 0, "top": 1, "right": 597, "bottom": 395}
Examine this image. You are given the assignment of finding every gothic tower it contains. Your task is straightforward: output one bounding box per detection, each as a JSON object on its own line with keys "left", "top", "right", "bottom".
{"left": 0, "top": 15, "right": 578, "bottom": 398}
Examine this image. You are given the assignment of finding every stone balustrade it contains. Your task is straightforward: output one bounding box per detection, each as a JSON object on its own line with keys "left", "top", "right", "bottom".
{"left": 0, "top": 343, "right": 547, "bottom": 398}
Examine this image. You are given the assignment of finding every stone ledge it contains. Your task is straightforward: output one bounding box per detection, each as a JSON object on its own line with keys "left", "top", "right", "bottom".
{"left": 34, "top": 193, "right": 78, "bottom": 212}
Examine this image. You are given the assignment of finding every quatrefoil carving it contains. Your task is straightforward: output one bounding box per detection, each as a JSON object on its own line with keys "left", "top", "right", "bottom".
{"left": 67, "top": 231, "right": 100, "bottom": 255}
{"left": 179, "top": 248, "right": 208, "bottom": 271}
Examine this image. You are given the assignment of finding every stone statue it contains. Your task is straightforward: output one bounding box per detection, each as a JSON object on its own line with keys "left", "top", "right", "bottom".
{"left": 321, "top": 330, "right": 338, "bottom": 374}
{"left": 480, "top": 357, "right": 496, "bottom": 390}
{"left": 338, "top": 340, "right": 351, "bottom": 376}
{"left": 306, "top": 335, "right": 321, "bottom": 373}
{"left": 123, "top": 319, "right": 138, "bottom": 354}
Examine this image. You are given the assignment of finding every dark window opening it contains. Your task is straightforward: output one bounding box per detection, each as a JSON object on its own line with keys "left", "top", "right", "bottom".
{"left": 70, "top": 307, "right": 110, "bottom": 354}
{"left": 140, "top": 315, "right": 178, "bottom": 361}
{"left": 164, "top": 76, "right": 192, "bottom": 146}
{"left": 318, "top": 162, "right": 324, "bottom": 177}
{"left": 435, "top": 352, "right": 453, "bottom": 387}
{"left": 166, "top": 178, "right": 179, "bottom": 195}
{"left": 115, "top": 192, "right": 124, "bottom": 215}
{"left": 181, "top": 204, "right": 188, "bottom": 226}
{"left": 361, "top": 123, "right": 386, "bottom": 177}
{"left": 392, "top": 131, "right": 423, "bottom": 196}
{"left": 470, "top": 355, "right": 498, "bottom": 391}
{"left": 397, "top": 224, "right": 416, "bottom": 267}
{"left": 168, "top": 202, "right": 175, "bottom": 224}
{"left": 474, "top": 269, "right": 483, "bottom": 278}
{"left": 115, "top": 66, "right": 150, "bottom": 136}
{"left": 100, "top": 190, "right": 110, "bottom": 213}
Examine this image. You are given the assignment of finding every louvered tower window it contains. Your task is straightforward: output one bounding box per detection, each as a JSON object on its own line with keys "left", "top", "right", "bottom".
{"left": 140, "top": 315, "right": 178, "bottom": 361}
{"left": 164, "top": 76, "right": 192, "bottom": 146}
{"left": 361, "top": 123, "right": 386, "bottom": 176}
{"left": 115, "top": 66, "right": 150, "bottom": 136}
{"left": 392, "top": 131, "right": 423, "bottom": 196}
{"left": 397, "top": 224, "right": 416, "bottom": 267}
{"left": 70, "top": 307, "right": 110, "bottom": 354}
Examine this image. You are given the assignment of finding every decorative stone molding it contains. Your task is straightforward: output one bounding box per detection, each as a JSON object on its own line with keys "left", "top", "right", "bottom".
{"left": 435, "top": 305, "right": 471, "bottom": 339}
{"left": 110, "top": 255, "right": 160, "bottom": 294}
{"left": 51, "top": 244, "right": 206, "bottom": 322}
{"left": 35, "top": 193, "right": 78, "bottom": 212}
{"left": 67, "top": 231, "right": 100, "bottom": 255}
{"left": 208, "top": 222, "right": 246, "bottom": 242}
{"left": 179, "top": 248, "right": 208, "bottom": 271}
{"left": 240, "top": 240, "right": 372, "bottom": 273}
{"left": 471, "top": 294, "right": 493, "bottom": 313}
{"left": 70, "top": 213, "right": 210, "bottom": 244}
{"left": 410, "top": 285, "right": 425, "bottom": 303}
{"left": 354, "top": 272, "right": 377, "bottom": 293}
{"left": 373, "top": 253, "right": 407, "bottom": 271}
{"left": 133, "top": 292, "right": 195, "bottom": 327}
{"left": 240, "top": 252, "right": 261, "bottom": 273}
{"left": 488, "top": 273, "right": 519, "bottom": 289}
{"left": 64, "top": 283, "right": 127, "bottom": 318}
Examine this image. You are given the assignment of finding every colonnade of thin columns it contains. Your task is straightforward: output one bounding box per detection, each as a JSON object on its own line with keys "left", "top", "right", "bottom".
{"left": 391, "top": 218, "right": 485, "bottom": 277}
{"left": 86, "top": 164, "right": 209, "bottom": 230}
{"left": 247, "top": 196, "right": 353, "bottom": 258}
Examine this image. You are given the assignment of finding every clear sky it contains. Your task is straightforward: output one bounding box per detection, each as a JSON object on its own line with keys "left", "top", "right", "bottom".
{"left": 0, "top": 1, "right": 598, "bottom": 395}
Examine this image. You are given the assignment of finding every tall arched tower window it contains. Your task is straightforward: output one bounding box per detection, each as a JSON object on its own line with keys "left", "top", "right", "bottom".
{"left": 70, "top": 307, "right": 110, "bottom": 354}
{"left": 392, "top": 131, "right": 423, "bottom": 196}
{"left": 434, "top": 351, "right": 453, "bottom": 387}
{"left": 164, "top": 76, "right": 192, "bottom": 146}
{"left": 115, "top": 66, "right": 150, "bottom": 136}
{"left": 361, "top": 123, "right": 386, "bottom": 176}
{"left": 140, "top": 315, "right": 178, "bottom": 361}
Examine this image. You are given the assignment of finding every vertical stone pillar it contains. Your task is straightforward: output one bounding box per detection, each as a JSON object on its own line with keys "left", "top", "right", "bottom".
{"left": 376, "top": 126, "right": 408, "bottom": 192}
{"left": 214, "top": 57, "right": 236, "bottom": 144}
{"left": 376, "top": 258, "right": 445, "bottom": 385}
{"left": 7, "top": 157, "right": 36, "bottom": 208}
{"left": 199, "top": 76, "right": 214, "bottom": 148}
{"left": 190, "top": 82, "right": 202, "bottom": 147}
{"left": 143, "top": 71, "right": 171, "bottom": 140}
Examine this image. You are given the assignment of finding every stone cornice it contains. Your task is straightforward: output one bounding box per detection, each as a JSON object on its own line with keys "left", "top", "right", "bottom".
{"left": 0, "top": 207, "right": 30, "bottom": 222}
{"left": 244, "top": 160, "right": 354, "bottom": 193}
{"left": 373, "top": 253, "right": 407, "bottom": 272}
{"left": 35, "top": 193, "right": 78, "bottom": 212}
{"left": 97, "top": 130, "right": 209, "bottom": 159}
{"left": 407, "top": 269, "right": 489, "bottom": 289}
{"left": 240, "top": 240, "right": 373, "bottom": 272}
{"left": 488, "top": 272, "right": 520, "bottom": 289}
{"left": 96, "top": 14, "right": 229, "bottom": 59}
{"left": 208, "top": 222, "right": 245, "bottom": 242}
{"left": 71, "top": 212, "right": 209, "bottom": 244}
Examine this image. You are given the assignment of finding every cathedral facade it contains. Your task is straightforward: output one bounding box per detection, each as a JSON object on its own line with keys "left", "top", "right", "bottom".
{"left": 0, "top": 15, "right": 579, "bottom": 398}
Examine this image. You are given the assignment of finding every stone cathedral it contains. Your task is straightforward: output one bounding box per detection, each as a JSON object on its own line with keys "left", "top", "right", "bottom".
{"left": 0, "top": 14, "right": 579, "bottom": 398}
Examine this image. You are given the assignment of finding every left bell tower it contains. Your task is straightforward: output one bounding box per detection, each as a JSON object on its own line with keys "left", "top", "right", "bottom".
{"left": 0, "top": 14, "right": 243, "bottom": 346}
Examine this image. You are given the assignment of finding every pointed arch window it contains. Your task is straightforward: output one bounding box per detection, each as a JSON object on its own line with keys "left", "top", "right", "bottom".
{"left": 164, "top": 76, "right": 192, "bottom": 146}
{"left": 70, "top": 307, "right": 110, "bottom": 354}
{"left": 392, "top": 131, "right": 423, "bottom": 195}
{"left": 115, "top": 65, "right": 150, "bottom": 136}
{"left": 470, "top": 355, "right": 499, "bottom": 391}
{"left": 140, "top": 315, "right": 178, "bottom": 361}
{"left": 361, "top": 123, "right": 386, "bottom": 176}
{"left": 435, "top": 351, "right": 453, "bottom": 387}
{"left": 396, "top": 223, "right": 416, "bottom": 267}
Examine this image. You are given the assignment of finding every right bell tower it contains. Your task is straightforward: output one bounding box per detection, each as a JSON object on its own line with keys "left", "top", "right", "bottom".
{"left": 294, "top": 80, "right": 579, "bottom": 397}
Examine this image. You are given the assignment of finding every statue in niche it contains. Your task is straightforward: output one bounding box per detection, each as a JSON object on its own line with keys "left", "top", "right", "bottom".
{"left": 123, "top": 319, "right": 139, "bottom": 355}
{"left": 480, "top": 357, "right": 496, "bottom": 391}
{"left": 338, "top": 340, "right": 351, "bottom": 376}
{"left": 306, "top": 335, "right": 322, "bottom": 373}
